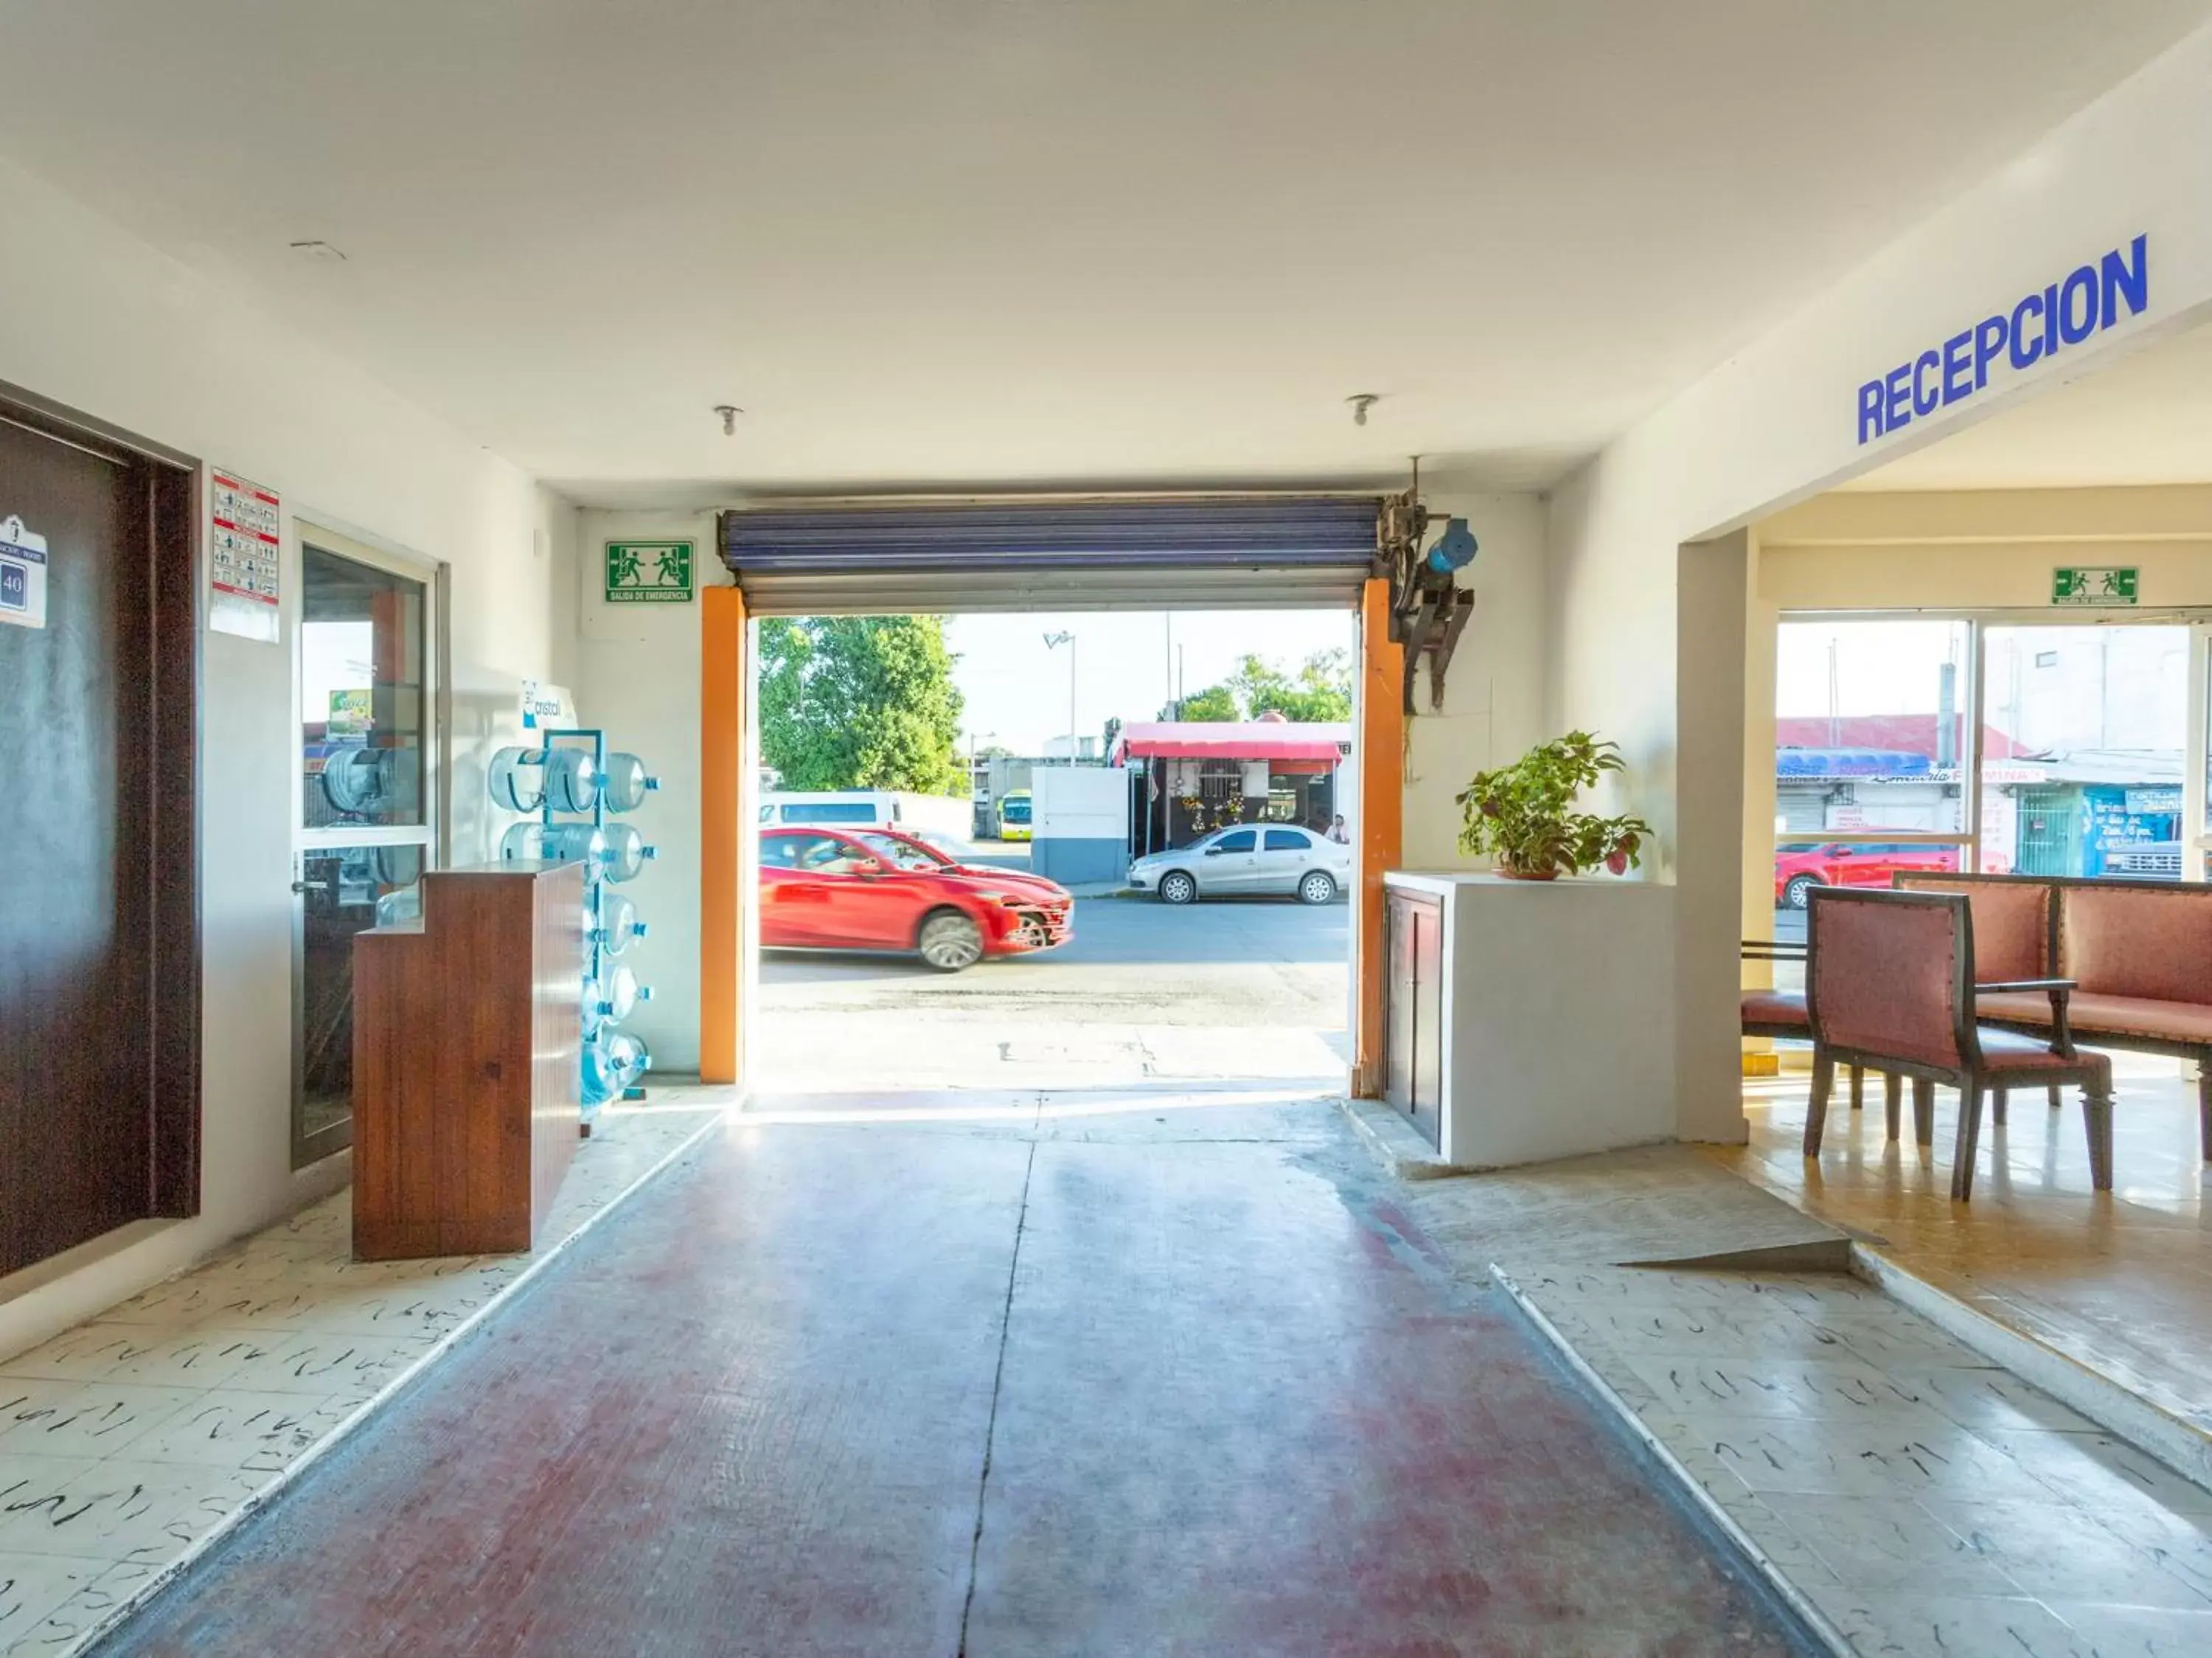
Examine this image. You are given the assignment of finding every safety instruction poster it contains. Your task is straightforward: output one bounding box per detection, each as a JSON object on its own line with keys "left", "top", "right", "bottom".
{"left": 0, "top": 513, "right": 48, "bottom": 631}
{"left": 209, "top": 468, "right": 282, "bottom": 642}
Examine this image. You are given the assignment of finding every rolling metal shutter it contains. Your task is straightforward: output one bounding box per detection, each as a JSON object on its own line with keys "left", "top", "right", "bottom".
{"left": 719, "top": 496, "right": 1380, "bottom": 615}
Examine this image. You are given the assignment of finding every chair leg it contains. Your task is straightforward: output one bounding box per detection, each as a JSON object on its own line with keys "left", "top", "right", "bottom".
{"left": 1992, "top": 1086, "right": 2008, "bottom": 1128}
{"left": 2199, "top": 1067, "right": 2211, "bottom": 1165}
{"left": 1912, "top": 1078, "right": 1935, "bottom": 1147}
{"left": 1951, "top": 1082, "right": 1985, "bottom": 1201}
{"left": 2084, "top": 1088, "right": 2115, "bottom": 1192}
{"left": 1848, "top": 1065, "right": 1864, "bottom": 1110}
{"left": 1804, "top": 1052, "right": 1835, "bottom": 1156}
{"left": 2048, "top": 1083, "right": 2062, "bottom": 1110}
{"left": 1883, "top": 1071, "right": 1902, "bottom": 1142}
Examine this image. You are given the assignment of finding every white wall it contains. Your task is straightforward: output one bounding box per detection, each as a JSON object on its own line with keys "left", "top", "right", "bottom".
{"left": 1034, "top": 765, "right": 1129, "bottom": 840}
{"left": 0, "top": 153, "right": 577, "bottom": 1358}
{"left": 572, "top": 508, "right": 722, "bottom": 1074}
{"left": 1399, "top": 488, "right": 1549, "bottom": 869}
{"left": 1545, "top": 22, "right": 2212, "bottom": 1142}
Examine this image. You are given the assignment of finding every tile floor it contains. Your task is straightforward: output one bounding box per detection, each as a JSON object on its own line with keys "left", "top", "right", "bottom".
{"left": 0, "top": 1094, "right": 727, "bottom": 1658}
{"left": 1717, "top": 1055, "right": 2212, "bottom": 1438}
{"left": 1500, "top": 1262, "right": 2212, "bottom": 1658}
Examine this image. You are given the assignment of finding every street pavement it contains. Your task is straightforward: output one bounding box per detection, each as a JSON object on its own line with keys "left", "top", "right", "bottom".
{"left": 756, "top": 894, "right": 1350, "bottom": 1095}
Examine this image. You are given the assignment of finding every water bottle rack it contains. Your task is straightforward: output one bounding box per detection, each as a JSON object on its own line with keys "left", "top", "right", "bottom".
{"left": 498, "top": 726, "right": 658, "bottom": 1122}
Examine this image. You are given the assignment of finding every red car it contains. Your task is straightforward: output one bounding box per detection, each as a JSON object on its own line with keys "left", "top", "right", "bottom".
{"left": 759, "top": 826, "right": 1074, "bottom": 971}
{"left": 1774, "top": 842, "right": 1961, "bottom": 909}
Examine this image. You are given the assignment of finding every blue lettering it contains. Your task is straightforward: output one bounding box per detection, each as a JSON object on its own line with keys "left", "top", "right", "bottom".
{"left": 2101, "top": 232, "right": 2149, "bottom": 326}
{"left": 1913, "top": 349, "right": 1941, "bottom": 416}
{"left": 1852, "top": 235, "right": 2148, "bottom": 441}
{"left": 1857, "top": 379, "right": 1885, "bottom": 443}
{"left": 2059, "top": 266, "right": 2098, "bottom": 344}
{"left": 2009, "top": 294, "right": 2045, "bottom": 369}
{"left": 1973, "top": 314, "right": 2008, "bottom": 389}
{"left": 1940, "top": 331, "right": 1973, "bottom": 403}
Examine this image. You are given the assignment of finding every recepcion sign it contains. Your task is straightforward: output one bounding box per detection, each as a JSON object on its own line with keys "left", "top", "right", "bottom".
{"left": 2052, "top": 566, "right": 2139, "bottom": 606}
{"left": 0, "top": 514, "right": 49, "bottom": 631}
{"left": 605, "top": 540, "right": 695, "bottom": 603}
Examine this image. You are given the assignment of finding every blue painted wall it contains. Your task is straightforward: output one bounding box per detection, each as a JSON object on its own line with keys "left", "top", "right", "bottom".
{"left": 1032, "top": 836, "right": 1125, "bottom": 887}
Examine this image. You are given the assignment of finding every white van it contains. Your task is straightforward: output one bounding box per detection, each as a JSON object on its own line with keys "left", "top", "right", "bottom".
{"left": 759, "top": 790, "right": 903, "bottom": 829}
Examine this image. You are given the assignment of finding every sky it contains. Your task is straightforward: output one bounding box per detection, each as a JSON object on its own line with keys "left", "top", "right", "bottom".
{"left": 945, "top": 608, "right": 1357, "bottom": 755}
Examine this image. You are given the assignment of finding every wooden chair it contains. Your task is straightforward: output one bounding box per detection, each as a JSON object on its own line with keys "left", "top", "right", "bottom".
{"left": 1801, "top": 887, "right": 2112, "bottom": 1201}
{"left": 1742, "top": 938, "right": 1885, "bottom": 1117}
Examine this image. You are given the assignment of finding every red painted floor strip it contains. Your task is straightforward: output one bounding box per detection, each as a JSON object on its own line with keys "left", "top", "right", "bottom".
{"left": 95, "top": 1109, "right": 1798, "bottom": 1657}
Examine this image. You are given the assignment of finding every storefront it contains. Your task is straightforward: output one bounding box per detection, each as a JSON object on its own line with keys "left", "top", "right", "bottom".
{"left": 1110, "top": 715, "right": 1352, "bottom": 857}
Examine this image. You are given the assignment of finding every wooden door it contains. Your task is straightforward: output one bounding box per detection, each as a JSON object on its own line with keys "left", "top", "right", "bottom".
{"left": 0, "top": 411, "right": 198, "bottom": 1276}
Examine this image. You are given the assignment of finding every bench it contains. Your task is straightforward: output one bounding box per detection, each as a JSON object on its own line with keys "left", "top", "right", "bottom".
{"left": 1895, "top": 872, "right": 2212, "bottom": 1161}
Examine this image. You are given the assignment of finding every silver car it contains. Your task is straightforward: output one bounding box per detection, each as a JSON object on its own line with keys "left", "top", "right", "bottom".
{"left": 1127, "top": 824, "right": 1351, "bottom": 906}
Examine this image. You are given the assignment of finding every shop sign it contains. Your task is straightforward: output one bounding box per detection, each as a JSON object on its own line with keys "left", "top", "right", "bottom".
{"left": 2052, "top": 565, "right": 2138, "bottom": 606}
{"left": 605, "top": 540, "right": 695, "bottom": 603}
{"left": 2125, "top": 786, "right": 2183, "bottom": 814}
{"left": 209, "top": 468, "right": 282, "bottom": 643}
{"left": 0, "top": 514, "right": 48, "bottom": 631}
{"left": 1857, "top": 235, "right": 2148, "bottom": 445}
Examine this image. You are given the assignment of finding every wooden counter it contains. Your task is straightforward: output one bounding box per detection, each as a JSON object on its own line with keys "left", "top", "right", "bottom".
{"left": 352, "top": 861, "right": 585, "bottom": 1259}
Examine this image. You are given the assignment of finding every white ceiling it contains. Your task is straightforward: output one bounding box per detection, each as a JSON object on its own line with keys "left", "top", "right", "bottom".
{"left": 4, "top": 1, "right": 2209, "bottom": 504}
{"left": 1846, "top": 317, "right": 2212, "bottom": 491}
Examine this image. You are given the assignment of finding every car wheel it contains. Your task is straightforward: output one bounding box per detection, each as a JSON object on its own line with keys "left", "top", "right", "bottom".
{"left": 1158, "top": 870, "right": 1197, "bottom": 906}
{"left": 1297, "top": 870, "right": 1337, "bottom": 905}
{"left": 917, "top": 909, "right": 985, "bottom": 972}
{"left": 1784, "top": 874, "right": 1819, "bottom": 910}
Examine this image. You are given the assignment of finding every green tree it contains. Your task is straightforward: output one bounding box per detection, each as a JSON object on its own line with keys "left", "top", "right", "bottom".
{"left": 757, "top": 616, "right": 966, "bottom": 794}
{"left": 1219, "top": 649, "right": 1354, "bottom": 721}
{"left": 1172, "top": 684, "right": 1240, "bottom": 721}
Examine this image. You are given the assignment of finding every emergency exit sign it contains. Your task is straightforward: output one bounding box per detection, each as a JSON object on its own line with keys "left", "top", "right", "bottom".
{"left": 605, "top": 540, "right": 695, "bottom": 603}
{"left": 2052, "top": 565, "right": 2138, "bottom": 606}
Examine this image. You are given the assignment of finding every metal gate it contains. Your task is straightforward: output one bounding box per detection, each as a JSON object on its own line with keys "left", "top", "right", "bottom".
{"left": 720, "top": 495, "right": 1381, "bottom": 615}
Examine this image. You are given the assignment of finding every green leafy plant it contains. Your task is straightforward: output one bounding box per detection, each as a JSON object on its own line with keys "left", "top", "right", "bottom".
{"left": 1455, "top": 732, "right": 1652, "bottom": 879}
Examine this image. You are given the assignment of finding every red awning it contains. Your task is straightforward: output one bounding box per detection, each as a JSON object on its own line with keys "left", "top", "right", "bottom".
{"left": 1111, "top": 721, "right": 1351, "bottom": 763}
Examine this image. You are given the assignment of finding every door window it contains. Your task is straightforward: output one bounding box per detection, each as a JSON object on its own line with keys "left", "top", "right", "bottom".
{"left": 1213, "top": 829, "right": 1257, "bottom": 853}
{"left": 295, "top": 534, "right": 436, "bottom": 1168}
{"left": 1264, "top": 828, "right": 1311, "bottom": 852}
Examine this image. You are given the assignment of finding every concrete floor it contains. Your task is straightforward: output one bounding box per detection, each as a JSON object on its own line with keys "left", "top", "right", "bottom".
{"left": 97, "top": 1097, "right": 1801, "bottom": 1657}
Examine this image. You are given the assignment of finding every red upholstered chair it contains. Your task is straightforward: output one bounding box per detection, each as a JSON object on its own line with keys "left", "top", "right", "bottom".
{"left": 1742, "top": 940, "right": 1885, "bottom": 1116}
{"left": 1803, "top": 887, "right": 2114, "bottom": 1201}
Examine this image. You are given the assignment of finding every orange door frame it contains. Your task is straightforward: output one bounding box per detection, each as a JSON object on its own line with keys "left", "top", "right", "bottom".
{"left": 699, "top": 578, "right": 1399, "bottom": 1096}
{"left": 1354, "top": 577, "right": 1405, "bottom": 1098}
{"left": 700, "top": 586, "right": 745, "bottom": 1084}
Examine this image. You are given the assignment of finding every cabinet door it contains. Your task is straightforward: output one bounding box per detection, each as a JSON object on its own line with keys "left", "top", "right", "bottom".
{"left": 1385, "top": 893, "right": 1416, "bottom": 1109}
{"left": 1409, "top": 903, "right": 1444, "bottom": 1148}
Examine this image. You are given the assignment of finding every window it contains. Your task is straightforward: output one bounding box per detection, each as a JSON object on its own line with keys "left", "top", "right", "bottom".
{"left": 1214, "top": 829, "right": 1257, "bottom": 853}
{"left": 1264, "top": 828, "right": 1310, "bottom": 851}
{"left": 295, "top": 534, "right": 437, "bottom": 1170}
{"left": 860, "top": 831, "right": 947, "bottom": 870}
{"left": 763, "top": 832, "right": 843, "bottom": 869}
{"left": 781, "top": 802, "right": 878, "bottom": 824}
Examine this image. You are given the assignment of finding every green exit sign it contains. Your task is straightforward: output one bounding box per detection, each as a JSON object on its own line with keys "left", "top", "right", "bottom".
{"left": 2051, "top": 566, "right": 2138, "bottom": 607}
{"left": 605, "top": 540, "right": 695, "bottom": 603}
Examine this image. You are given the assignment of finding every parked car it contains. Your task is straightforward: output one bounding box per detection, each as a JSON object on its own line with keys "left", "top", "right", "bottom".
{"left": 1773, "top": 841, "right": 1961, "bottom": 909}
{"left": 759, "top": 825, "right": 1072, "bottom": 971}
{"left": 1128, "top": 823, "right": 1350, "bottom": 906}
{"left": 997, "top": 788, "right": 1033, "bottom": 842}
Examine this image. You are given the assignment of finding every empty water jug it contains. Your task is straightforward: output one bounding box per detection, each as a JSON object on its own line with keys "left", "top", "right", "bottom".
{"left": 543, "top": 746, "right": 600, "bottom": 814}
{"left": 594, "top": 892, "right": 647, "bottom": 956}
{"left": 599, "top": 822, "right": 655, "bottom": 884}
{"left": 500, "top": 820, "right": 608, "bottom": 871}
{"left": 599, "top": 752, "right": 660, "bottom": 814}
{"left": 487, "top": 746, "right": 546, "bottom": 813}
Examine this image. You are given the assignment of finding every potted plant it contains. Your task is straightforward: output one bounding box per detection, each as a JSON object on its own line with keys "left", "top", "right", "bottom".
{"left": 1455, "top": 731, "right": 1652, "bottom": 880}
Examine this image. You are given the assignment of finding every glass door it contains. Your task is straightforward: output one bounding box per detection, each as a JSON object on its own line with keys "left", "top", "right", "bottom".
{"left": 1979, "top": 623, "right": 2191, "bottom": 881}
{"left": 293, "top": 530, "right": 437, "bottom": 1168}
